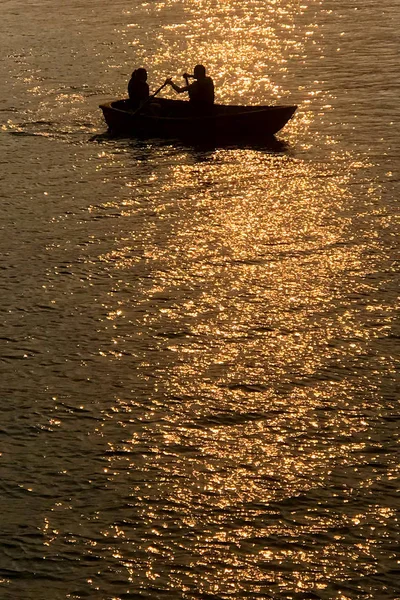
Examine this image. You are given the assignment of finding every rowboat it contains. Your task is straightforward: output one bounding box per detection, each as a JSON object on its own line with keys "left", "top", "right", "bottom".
{"left": 99, "top": 98, "right": 297, "bottom": 144}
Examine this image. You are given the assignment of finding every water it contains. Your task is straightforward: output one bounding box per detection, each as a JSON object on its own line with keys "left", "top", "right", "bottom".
{"left": 0, "top": 1, "right": 399, "bottom": 599}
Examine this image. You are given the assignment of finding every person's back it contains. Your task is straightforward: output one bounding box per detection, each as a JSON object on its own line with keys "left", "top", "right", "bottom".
{"left": 188, "top": 65, "right": 214, "bottom": 110}
{"left": 188, "top": 76, "right": 214, "bottom": 107}
{"left": 128, "top": 68, "right": 149, "bottom": 110}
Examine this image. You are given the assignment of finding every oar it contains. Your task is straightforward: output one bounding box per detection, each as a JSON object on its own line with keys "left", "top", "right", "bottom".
{"left": 131, "top": 80, "right": 168, "bottom": 116}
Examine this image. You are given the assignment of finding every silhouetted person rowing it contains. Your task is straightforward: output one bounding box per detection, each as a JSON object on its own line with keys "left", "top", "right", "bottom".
{"left": 166, "top": 65, "right": 214, "bottom": 112}
{"left": 128, "top": 67, "right": 149, "bottom": 110}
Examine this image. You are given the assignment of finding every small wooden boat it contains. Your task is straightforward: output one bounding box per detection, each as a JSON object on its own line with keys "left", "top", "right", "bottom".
{"left": 99, "top": 98, "right": 297, "bottom": 143}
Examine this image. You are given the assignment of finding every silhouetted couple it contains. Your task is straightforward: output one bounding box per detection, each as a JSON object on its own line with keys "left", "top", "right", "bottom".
{"left": 128, "top": 65, "right": 214, "bottom": 112}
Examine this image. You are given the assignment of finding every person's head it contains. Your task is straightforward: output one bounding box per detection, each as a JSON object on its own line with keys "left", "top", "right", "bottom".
{"left": 193, "top": 64, "right": 206, "bottom": 80}
{"left": 135, "top": 67, "right": 148, "bottom": 82}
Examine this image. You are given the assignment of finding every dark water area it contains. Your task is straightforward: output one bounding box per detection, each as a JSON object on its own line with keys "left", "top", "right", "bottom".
{"left": 0, "top": 1, "right": 399, "bottom": 599}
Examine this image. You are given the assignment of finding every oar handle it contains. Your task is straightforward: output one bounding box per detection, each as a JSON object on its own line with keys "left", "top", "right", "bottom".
{"left": 150, "top": 80, "right": 168, "bottom": 99}
{"left": 131, "top": 80, "right": 168, "bottom": 116}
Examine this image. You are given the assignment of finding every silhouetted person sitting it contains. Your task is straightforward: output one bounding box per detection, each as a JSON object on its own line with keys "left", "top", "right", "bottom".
{"left": 166, "top": 65, "right": 214, "bottom": 112}
{"left": 128, "top": 67, "right": 149, "bottom": 110}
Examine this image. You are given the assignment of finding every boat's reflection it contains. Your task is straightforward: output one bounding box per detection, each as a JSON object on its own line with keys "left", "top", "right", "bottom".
{"left": 92, "top": 130, "right": 291, "bottom": 155}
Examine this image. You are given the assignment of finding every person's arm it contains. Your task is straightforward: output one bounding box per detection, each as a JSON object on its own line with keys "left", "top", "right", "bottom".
{"left": 170, "top": 81, "right": 189, "bottom": 93}
{"left": 165, "top": 76, "right": 190, "bottom": 94}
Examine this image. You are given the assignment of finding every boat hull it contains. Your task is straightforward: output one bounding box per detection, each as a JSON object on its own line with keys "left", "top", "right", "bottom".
{"left": 99, "top": 98, "right": 297, "bottom": 143}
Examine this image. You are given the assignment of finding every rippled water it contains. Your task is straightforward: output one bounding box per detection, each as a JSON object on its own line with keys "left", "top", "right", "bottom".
{"left": 0, "top": 1, "right": 399, "bottom": 599}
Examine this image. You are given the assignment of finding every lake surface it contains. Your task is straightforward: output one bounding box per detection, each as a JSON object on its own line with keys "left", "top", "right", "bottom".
{"left": 0, "top": 1, "right": 399, "bottom": 598}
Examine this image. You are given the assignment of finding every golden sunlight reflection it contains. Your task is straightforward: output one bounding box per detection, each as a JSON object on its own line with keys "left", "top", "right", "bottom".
{"left": 69, "top": 1, "right": 397, "bottom": 596}
{"left": 91, "top": 159, "right": 389, "bottom": 600}
{"left": 85, "top": 132, "right": 390, "bottom": 594}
